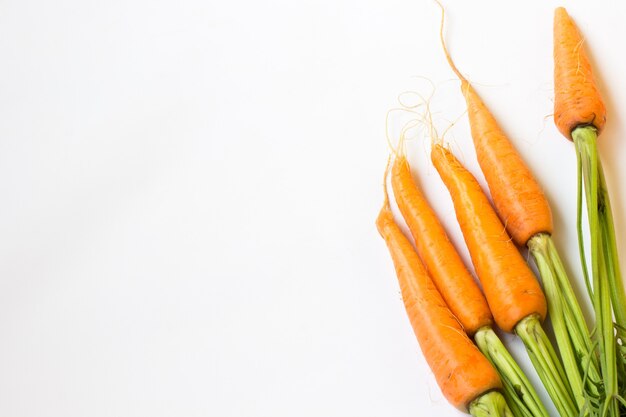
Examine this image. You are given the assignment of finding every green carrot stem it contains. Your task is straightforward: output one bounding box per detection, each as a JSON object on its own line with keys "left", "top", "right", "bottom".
{"left": 573, "top": 125, "right": 620, "bottom": 417}
{"left": 596, "top": 163, "right": 626, "bottom": 347}
{"left": 528, "top": 233, "right": 601, "bottom": 413}
{"left": 474, "top": 326, "right": 550, "bottom": 417}
{"left": 528, "top": 234, "right": 583, "bottom": 412}
{"left": 515, "top": 314, "right": 579, "bottom": 417}
{"left": 576, "top": 141, "right": 593, "bottom": 297}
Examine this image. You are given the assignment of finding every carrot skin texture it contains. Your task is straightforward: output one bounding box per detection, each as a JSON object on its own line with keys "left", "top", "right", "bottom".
{"left": 376, "top": 199, "right": 502, "bottom": 411}
{"left": 431, "top": 144, "right": 547, "bottom": 333}
{"left": 391, "top": 156, "right": 493, "bottom": 335}
{"left": 553, "top": 7, "right": 606, "bottom": 139}
{"left": 461, "top": 82, "right": 553, "bottom": 246}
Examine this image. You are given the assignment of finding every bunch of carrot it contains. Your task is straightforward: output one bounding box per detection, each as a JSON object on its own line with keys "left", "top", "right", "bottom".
{"left": 377, "top": 5, "right": 626, "bottom": 417}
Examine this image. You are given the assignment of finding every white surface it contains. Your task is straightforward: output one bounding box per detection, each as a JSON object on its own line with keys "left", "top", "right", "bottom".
{"left": 0, "top": 0, "right": 625, "bottom": 416}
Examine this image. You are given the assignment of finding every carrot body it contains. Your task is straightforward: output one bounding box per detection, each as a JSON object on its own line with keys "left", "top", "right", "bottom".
{"left": 553, "top": 7, "right": 606, "bottom": 139}
{"left": 377, "top": 192, "right": 502, "bottom": 411}
{"left": 391, "top": 156, "right": 493, "bottom": 335}
{"left": 461, "top": 82, "right": 553, "bottom": 246}
{"left": 431, "top": 144, "right": 547, "bottom": 333}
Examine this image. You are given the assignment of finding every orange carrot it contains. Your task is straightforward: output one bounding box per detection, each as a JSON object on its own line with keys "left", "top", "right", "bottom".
{"left": 430, "top": 144, "right": 547, "bottom": 332}
{"left": 391, "top": 156, "right": 492, "bottom": 335}
{"left": 376, "top": 175, "right": 502, "bottom": 412}
{"left": 553, "top": 7, "right": 606, "bottom": 139}
{"left": 438, "top": 20, "right": 552, "bottom": 247}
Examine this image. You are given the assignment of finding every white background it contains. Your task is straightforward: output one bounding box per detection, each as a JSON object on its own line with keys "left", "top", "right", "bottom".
{"left": 0, "top": 0, "right": 625, "bottom": 416}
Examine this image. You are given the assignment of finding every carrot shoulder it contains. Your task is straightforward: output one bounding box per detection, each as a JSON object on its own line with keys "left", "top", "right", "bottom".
{"left": 391, "top": 156, "right": 493, "bottom": 335}
{"left": 553, "top": 6, "right": 606, "bottom": 139}
{"left": 376, "top": 189, "right": 501, "bottom": 411}
{"left": 430, "top": 144, "right": 547, "bottom": 333}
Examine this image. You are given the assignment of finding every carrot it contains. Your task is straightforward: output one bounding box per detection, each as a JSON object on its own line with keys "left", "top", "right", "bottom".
{"left": 553, "top": 7, "right": 606, "bottom": 140}
{"left": 438, "top": 16, "right": 551, "bottom": 248}
{"left": 436, "top": 6, "right": 600, "bottom": 413}
{"left": 376, "top": 170, "right": 510, "bottom": 417}
{"left": 430, "top": 144, "right": 545, "bottom": 332}
{"left": 391, "top": 155, "right": 549, "bottom": 417}
{"left": 431, "top": 143, "right": 579, "bottom": 417}
{"left": 553, "top": 8, "right": 626, "bottom": 417}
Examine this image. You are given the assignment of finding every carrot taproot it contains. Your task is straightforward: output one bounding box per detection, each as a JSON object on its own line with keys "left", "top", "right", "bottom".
{"left": 553, "top": 7, "right": 606, "bottom": 140}
{"left": 391, "top": 155, "right": 549, "bottom": 417}
{"left": 431, "top": 143, "right": 578, "bottom": 417}
{"left": 376, "top": 171, "right": 508, "bottom": 416}
{"left": 436, "top": 6, "right": 600, "bottom": 412}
